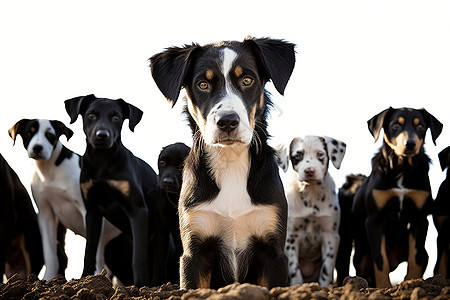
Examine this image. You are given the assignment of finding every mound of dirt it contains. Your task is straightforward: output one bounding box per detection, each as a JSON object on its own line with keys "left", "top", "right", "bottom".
{"left": 1, "top": 270, "right": 449, "bottom": 300}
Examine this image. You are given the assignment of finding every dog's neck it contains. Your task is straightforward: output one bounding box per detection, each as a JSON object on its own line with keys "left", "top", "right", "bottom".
{"left": 206, "top": 144, "right": 250, "bottom": 187}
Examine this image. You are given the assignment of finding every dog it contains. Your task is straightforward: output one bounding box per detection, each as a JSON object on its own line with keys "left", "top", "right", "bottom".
{"left": 65, "top": 94, "right": 158, "bottom": 287}
{"left": 335, "top": 173, "right": 366, "bottom": 285}
{"left": 150, "top": 37, "right": 295, "bottom": 289}
{"left": 0, "top": 153, "right": 43, "bottom": 280}
{"left": 9, "top": 118, "right": 122, "bottom": 280}
{"left": 276, "top": 135, "right": 346, "bottom": 287}
{"left": 8, "top": 119, "right": 82, "bottom": 280}
{"left": 352, "top": 107, "right": 443, "bottom": 288}
{"left": 150, "top": 142, "right": 190, "bottom": 285}
{"left": 433, "top": 145, "right": 450, "bottom": 278}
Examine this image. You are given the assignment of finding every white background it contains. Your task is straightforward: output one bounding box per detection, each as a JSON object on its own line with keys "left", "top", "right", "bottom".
{"left": 1, "top": 0, "right": 449, "bottom": 285}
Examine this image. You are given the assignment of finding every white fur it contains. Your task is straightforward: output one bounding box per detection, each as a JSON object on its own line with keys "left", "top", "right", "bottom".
{"left": 276, "top": 135, "right": 346, "bottom": 287}
{"left": 26, "top": 121, "right": 120, "bottom": 279}
{"left": 202, "top": 48, "right": 253, "bottom": 146}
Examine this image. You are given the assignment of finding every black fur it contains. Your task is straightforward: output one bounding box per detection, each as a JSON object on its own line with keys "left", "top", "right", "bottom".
{"left": 150, "top": 142, "right": 190, "bottom": 285}
{"left": 150, "top": 37, "right": 295, "bottom": 289}
{"left": 0, "top": 153, "right": 44, "bottom": 278}
{"left": 65, "top": 95, "right": 157, "bottom": 287}
{"left": 433, "top": 146, "right": 450, "bottom": 278}
{"left": 352, "top": 107, "right": 443, "bottom": 287}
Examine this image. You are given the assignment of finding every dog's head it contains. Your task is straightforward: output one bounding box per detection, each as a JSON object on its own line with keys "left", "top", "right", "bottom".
{"left": 368, "top": 107, "right": 443, "bottom": 158}
{"left": 276, "top": 136, "right": 346, "bottom": 182}
{"left": 158, "top": 142, "right": 190, "bottom": 193}
{"left": 64, "top": 94, "right": 143, "bottom": 150}
{"left": 150, "top": 37, "right": 295, "bottom": 148}
{"left": 9, "top": 119, "right": 73, "bottom": 160}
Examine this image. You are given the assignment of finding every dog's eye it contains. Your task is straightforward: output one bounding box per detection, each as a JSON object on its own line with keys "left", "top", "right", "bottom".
{"left": 317, "top": 152, "right": 324, "bottom": 159}
{"left": 242, "top": 76, "right": 253, "bottom": 86}
{"left": 46, "top": 132, "right": 56, "bottom": 143}
{"left": 159, "top": 160, "right": 166, "bottom": 167}
{"left": 392, "top": 123, "right": 401, "bottom": 130}
{"left": 198, "top": 81, "right": 209, "bottom": 90}
{"left": 416, "top": 124, "right": 424, "bottom": 130}
{"left": 293, "top": 152, "right": 303, "bottom": 161}
{"left": 112, "top": 115, "right": 121, "bottom": 121}
{"left": 88, "top": 113, "right": 96, "bottom": 120}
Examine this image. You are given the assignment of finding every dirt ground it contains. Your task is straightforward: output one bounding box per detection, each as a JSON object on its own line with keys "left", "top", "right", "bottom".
{"left": 1, "top": 270, "right": 450, "bottom": 300}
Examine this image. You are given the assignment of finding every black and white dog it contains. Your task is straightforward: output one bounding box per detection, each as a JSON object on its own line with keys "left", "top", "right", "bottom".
{"left": 151, "top": 37, "right": 295, "bottom": 289}
{"left": 276, "top": 136, "right": 346, "bottom": 287}
{"left": 9, "top": 119, "right": 120, "bottom": 280}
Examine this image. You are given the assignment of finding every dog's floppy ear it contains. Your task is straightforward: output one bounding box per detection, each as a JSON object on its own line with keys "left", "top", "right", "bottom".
{"left": 275, "top": 142, "right": 291, "bottom": 172}
{"left": 420, "top": 108, "right": 443, "bottom": 145}
{"left": 323, "top": 136, "right": 346, "bottom": 169}
{"left": 65, "top": 94, "right": 97, "bottom": 124}
{"left": 50, "top": 120, "right": 74, "bottom": 140}
{"left": 117, "top": 99, "right": 143, "bottom": 132}
{"left": 438, "top": 146, "right": 450, "bottom": 171}
{"left": 367, "top": 107, "right": 393, "bottom": 142}
{"left": 150, "top": 44, "right": 200, "bottom": 107}
{"left": 8, "top": 119, "right": 32, "bottom": 145}
{"left": 245, "top": 37, "right": 296, "bottom": 95}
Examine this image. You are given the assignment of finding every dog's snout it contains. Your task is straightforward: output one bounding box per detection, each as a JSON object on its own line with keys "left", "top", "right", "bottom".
{"left": 33, "top": 144, "right": 43, "bottom": 154}
{"left": 162, "top": 177, "right": 175, "bottom": 185}
{"left": 217, "top": 113, "right": 240, "bottom": 133}
{"left": 95, "top": 129, "right": 110, "bottom": 140}
{"left": 304, "top": 167, "right": 316, "bottom": 176}
{"left": 405, "top": 139, "right": 416, "bottom": 150}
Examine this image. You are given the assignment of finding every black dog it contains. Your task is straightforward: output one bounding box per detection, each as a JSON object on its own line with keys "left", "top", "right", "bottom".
{"left": 150, "top": 142, "right": 190, "bottom": 285}
{"left": 352, "top": 107, "right": 443, "bottom": 287}
{"left": 433, "top": 146, "right": 450, "bottom": 278}
{"left": 151, "top": 37, "right": 295, "bottom": 289}
{"left": 335, "top": 173, "right": 366, "bottom": 285}
{"left": 0, "top": 153, "right": 44, "bottom": 279}
{"left": 65, "top": 94, "right": 158, "bottom": 287}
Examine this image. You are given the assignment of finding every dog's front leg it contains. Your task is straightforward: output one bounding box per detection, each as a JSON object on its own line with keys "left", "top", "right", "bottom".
{"left": 405, "top": 216, "right": 429, "bottom": 280}
{"left": 365, "top": 216, "right": 391, "bottom": 288}
{"left": 285, "top": 232, "right": 302, "bottom": 285}
{"left": 129, "top": 206, "right": 150, "bottom": 287}
{"left": 319, "top": 230, "right": 339, "bottom": 287}
{"left": 82, "top": 203, "right": 103, "bottom": 276}
{"left": 36, "top": 201, "right": 59, "bottom": 280}
{"left": 95, "top": 218, "right": 106, "bottom": 274}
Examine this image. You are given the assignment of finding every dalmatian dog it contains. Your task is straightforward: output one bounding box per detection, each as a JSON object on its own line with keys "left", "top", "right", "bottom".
{"left": 276, "top": 136, "right": 346, "bottom": 287}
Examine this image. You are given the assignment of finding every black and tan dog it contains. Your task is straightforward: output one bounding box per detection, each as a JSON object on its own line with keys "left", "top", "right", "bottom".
{"left": 352, "top": 107, "right": 443, "bottom": 287}
{"left": 433, "top": 146, "right": 450, "bottom": 278}
{"left": 65, "top": 94, "right": 158, "bottom": 287}
{"left": 150, "top": 142, "right": 190, "bottom": 285}
{"left": 150, "top": 37, "right": 295, "bottom": 289}
{"left": 1, "top": 153, "right": 44, "bottom": 280}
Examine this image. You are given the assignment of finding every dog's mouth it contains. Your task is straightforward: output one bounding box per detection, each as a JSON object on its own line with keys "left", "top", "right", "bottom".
{"left": 213, "top": 139, "right": 247, "bottom": 147}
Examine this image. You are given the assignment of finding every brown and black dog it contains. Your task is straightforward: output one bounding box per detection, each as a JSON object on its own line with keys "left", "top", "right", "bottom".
{"left": 433, "top": 146, "right": 450, "bottom": 278}
{"left": 352, "top": 107, "right": 443, "bottom": 287}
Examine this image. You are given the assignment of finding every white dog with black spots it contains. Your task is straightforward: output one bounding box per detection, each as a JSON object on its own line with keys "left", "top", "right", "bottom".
{"left": 276, "top": 136, "right": 346, "bottom": 287}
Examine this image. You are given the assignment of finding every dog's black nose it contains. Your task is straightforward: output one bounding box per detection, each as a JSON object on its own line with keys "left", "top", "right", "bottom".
{"left": 304, "top": 167, "right": 315, "bottom": 176}
{"left": 96, "top": 130, "right": 110, "bottom": 140}
{"left": 33, "top": 145, "right": 43, "bottom": 154}
{"left": 162, "top": 177, "right": 175, "bottom": 185}
{"left": 405, "top": 139, "right": 416, "bottom": 150}
{"left": 217, "top": 113, "right": 240, "bottom": 133}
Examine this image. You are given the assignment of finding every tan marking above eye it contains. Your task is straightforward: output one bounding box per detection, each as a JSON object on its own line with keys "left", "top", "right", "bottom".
{"left": 398, "top": 116, "right": 405, "bottom": 125}
{"left": 205, "top": 70, "right": 214, "bottom": 80}
{"left": 234, "top": 66, "right": 243, "bottom": 77}
{"left": 30, "top": 127, "right": 36, "bottom": 133}
{"left": 413, "top": 118, "right": 420, "bottom": 126}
